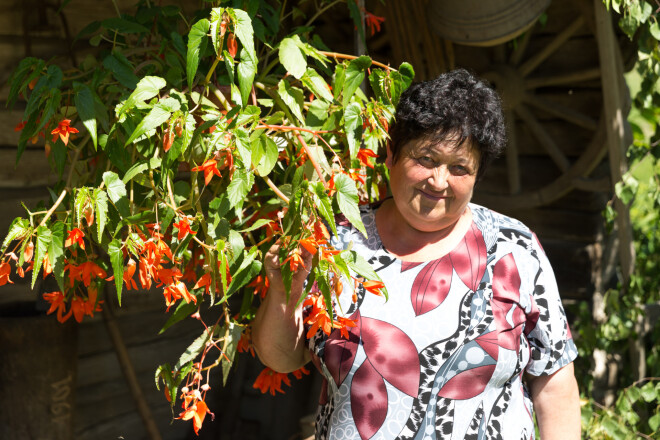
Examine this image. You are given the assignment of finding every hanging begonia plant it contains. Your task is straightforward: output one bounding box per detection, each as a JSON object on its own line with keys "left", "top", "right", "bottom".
{"left": 1, "top": 0, "right": 412, "bottom": 433}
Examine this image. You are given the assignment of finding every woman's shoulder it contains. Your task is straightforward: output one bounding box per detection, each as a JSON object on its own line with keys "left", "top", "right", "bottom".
{"left": 470, "top": 203, "right": 531, "bottom": 234}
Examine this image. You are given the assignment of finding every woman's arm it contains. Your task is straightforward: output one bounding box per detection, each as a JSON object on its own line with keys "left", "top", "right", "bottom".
{"left": 527, "top": 362, "right": 581, "bottom": 440}
{"left": 251, "top": 244, "right": 312, "bottom": 373}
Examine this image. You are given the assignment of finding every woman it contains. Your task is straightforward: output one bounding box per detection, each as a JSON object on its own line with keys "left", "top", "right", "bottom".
{"left": 252, "top": 69, "right": 580, "bottom": 439}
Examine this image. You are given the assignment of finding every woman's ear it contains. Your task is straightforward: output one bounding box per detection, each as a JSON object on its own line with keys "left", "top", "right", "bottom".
{"left": 385, "top": 142, "right": 393, "bottom": 168}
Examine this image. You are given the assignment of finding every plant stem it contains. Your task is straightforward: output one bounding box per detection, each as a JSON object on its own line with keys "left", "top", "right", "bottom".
{"left": 38, "top": 190, "right": 67, "bottom": 227}
{"left": 261, "top": 175, "right": 289, "bottom": 204}
{"left": 296, "top": 132, "right": 327, "bottom": 188}
{"left": 305, "top": 0, "right": 343, "bottom": 27}
{"left": 318, "top": 51, "right": 394, "bottom": 71}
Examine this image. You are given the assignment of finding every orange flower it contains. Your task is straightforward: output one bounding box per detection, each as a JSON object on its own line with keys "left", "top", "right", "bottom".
{"left": 163, "top": 281, "right": 196, "bottom": 311}
{"left": 191, "top": 159, "right": 222, "bottom": 186}
{"left": 178, "top": 396, "right": 211, "bottom": 435}
{"left": 227, "top": 33, "right": 237, "bottom": 58}
{"left": 313, "top": 220, "right": 330, "bottom": 241}
{"left": 364, "top": 11, "right": 385, "bottom": 36}
{"left": 123, "top": 258, "right": 138, "bottom": 290}
{"left": 237, "top": 331, "right": 255, "bottom": 357}
{"left": 173, "top": 217, "right": 196, "bottom": 241}
{"left": 163, "top": 128, "right": 175, "bottom": 152}
{"left": 253, "top": 367, "right": 291, "bottom": 395}
{"left": 362, "top": 279, "right": 385, "bottom": 296}
{"left": 292, "top": 366, "right": 311, "bottom": 380}
{"left": 43, "top": 291, "right": 72, "bottom": 323}
{"left": 0, "top": 261, "right": 13, "bottom": 286}
{"left": 23, "top": 241, "right": 34, "bottom": 263}
{"left": 139, "top": 257, "right": 153, "bottom": 289}
{"left": 42, "top": 253, "right": 52, "bottom": 278}
{"left": 50, "top": 119, "right": 79, "bottom": 146}
{"left": 14, "top": 121, "right": 26, "bottom": 132}
{"left": 304, "top": 295, "right": 333, "bottom": 338}
{"left": 193, "top": 272, "right": 212, "bottom": 295}
{"left": 319, "top": 245, "right": 340, "bottom": 262}
{"left": 78, "top": 261, "right": 107, "bottom": 287}
{"left": 299, "top": 238, "right": 318, "bottom": 255}
{"left": 247, "top": 274, "right": 269, "bottom": 299}
{"left": 335, "top": 315, "right": 357, "bottom": 339}
{"left": 357, "top": 148, "right": 378, "bottom": 169}
{"left": 283, "top": 248, "right": 305, "bottom": 272}
{"left": 65, "top": 228, "right": 85, "bottom": 250}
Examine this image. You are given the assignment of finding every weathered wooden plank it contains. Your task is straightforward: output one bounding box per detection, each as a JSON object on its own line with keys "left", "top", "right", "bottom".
{"left": 0, "top": 147, "right": 58, "bottom": 188}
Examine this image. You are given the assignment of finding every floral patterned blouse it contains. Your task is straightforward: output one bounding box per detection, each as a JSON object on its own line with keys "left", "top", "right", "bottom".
{"left": 305, "top": 203, "right": 578, "bottom": 440}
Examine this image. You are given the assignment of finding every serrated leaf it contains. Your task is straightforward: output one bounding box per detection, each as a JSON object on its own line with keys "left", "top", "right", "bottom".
{"left": 7, "top": 57, "right": 42, "bottom": 109}
{"left": 238, "top": 218, "right": 273, "bottom": 233}
{"left": 277, "top": 79, "right": 305, "bottom": 123}
{"left": 209, "top": 7, "right": 226, "bottom": 56}
{"left": 279, "top": 36, "right": 307, "bottom": 79}
{"left": 226, "top": 168, "right": 254, "bottom": 209}
{"left": 237, "top": 48, "right": 257, "bottom": 107}
{"left": 94, "top": 189, "right": 108, "bottom": 243}
{"left": 226, "top": 252, "right": 261, "bottom": 297}
{"left": 252, "top": 135, "right": 279, "bottom": 176}
{"left": 103, "top": 52, "right": 138, "bottom": 90}
{"left": 108, "top": 239, "right": 124, "bottom": 305}
{"left": 48, "top": 222, "right": 65, "bottom": 291}
{"left": 1, "top": 217, "right": 31, "bottom": 253}
{"left": 234, "top": 127, "right": 251, "bottom": 165}
{"left": 175, "top": 329, "right": 211, "bottom": 371}
{"left": 302, "top": 68, "right": 333, "bottom": 102}
{"left": 186, "top": 19, "right": 209, "bottom": 89}
{"left": 102, "top": 17, "right": 149, "bottom": 34}
{"left": 310, "top": 182, "right": 337, "bottom": 236}
{"left": 333, "top": 64, "right": 346, "bottom": 100}
{"left": 103, "top": 171, "right": 130, "bottom": 217}
{"left": 221, "top": 323, "right": 244, "bottom": 385}
{"left": 233, "top": 9, "right": 256, "bottom": 60}
{"left": 342, "top": 56, "right": 371, "bottom": 107}
{"left": 118, "top": 76, "right": 166, "bottom": 116}
{"left": 123, "top": 157, "right": 162, "bottom": 184}
{"left": 344, "top": 102, "right": 362, "bottom": 159}
{"left": 125, "top": 100, "right": 178, "bottom": 146}
{"left": 31, "top": 225, "right": 51, "bottom": 288}
{"left": 74, "top": 82, "right": 98, "bottom": 150}
{"left": 160, "top": 301, "right": 197, "bottom": 334}
{"left": 333, "top": 173, "right": 366, "bottom": 237}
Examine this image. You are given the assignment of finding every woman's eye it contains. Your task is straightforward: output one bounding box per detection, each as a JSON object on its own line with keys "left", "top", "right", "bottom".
{"left": 417, "top": 156, "right": 436, "bottom": 168}
{"left": 450, "top": 165, "right": 469, "bottom": 175}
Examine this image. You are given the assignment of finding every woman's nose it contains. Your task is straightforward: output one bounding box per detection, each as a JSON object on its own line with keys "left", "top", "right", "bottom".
{"left": 427, "top": 166, "right": 449, "bottom": 190}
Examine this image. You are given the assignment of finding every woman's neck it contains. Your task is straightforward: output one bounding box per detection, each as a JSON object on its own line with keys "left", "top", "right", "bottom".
{"left": 375, "top": 199, "right": 472, "bottom": 262}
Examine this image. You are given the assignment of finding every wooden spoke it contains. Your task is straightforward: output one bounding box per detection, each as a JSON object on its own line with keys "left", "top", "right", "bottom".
{"left": 519, "top": 16, "right": 585, "bottom": 77}
{"left": 510, "top": 27, "right": 533, "bottom": 66}
{"left": 523, "top": 93, "right": 599, "bottom": 131}
{"left": 524, "top": 67, "right": 601, "bottom": 89}
{"left": 505, "top": 110, "right": 521, "bottom": 194}
{"left": 515, "top": 103, "right": 571, "bottom": 172}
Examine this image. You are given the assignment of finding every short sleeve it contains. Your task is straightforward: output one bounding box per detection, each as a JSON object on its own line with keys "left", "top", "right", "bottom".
{"left": 524, "top": 234, "right": 578, "bottom": 376}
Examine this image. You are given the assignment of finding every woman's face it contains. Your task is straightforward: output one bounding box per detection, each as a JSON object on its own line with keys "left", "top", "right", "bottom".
{"left": 386, "top": 138, "right": 480, "bottom": 233}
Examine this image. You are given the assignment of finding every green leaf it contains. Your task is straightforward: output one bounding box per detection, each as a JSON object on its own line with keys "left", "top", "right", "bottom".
{"left": 48, "top": 222, "right": 65, "bottom": 291}
{"left": 226, "top": 251, "right": 262, "bottom": 297}
{"left": 221, "top": 323, "right": 244, "bottom": 385}
{"left": 344, "top": 102, "right": 362, "bottom": 160}
{"left": 160, "top": 301, "right": 197, "bottom": 334}
{"left": 1, "top": 217, "right": 31, "bottom": 254}
{"left": 233, "top": 127, "right": 251, "bottom": 166}
{"left": 103, "top": 52, "right": 138, "bottom": 89}
{"left": 186, "top": 19, "right": 210, "bottom": 89}
{"left": 333, "top": 173, "right": 366, "bottom": 237}
{"left": 279, "top": 36, "right": 307, "bottom": 79}
{"left": 125, "top": 101, "right": 176, "bottom": 146}
{"left": 103, "top": 171, "right": 130, "bottom": 217}
{"left": 342, "top": 56, "right": 371, "bottom": 107}
{"left": 398, "top": 62, "right": 415, "bottom": 89}
{"left": 31, "top": 225, "right": 51, "bottom": 288}
{"left": 252, "top": 135, "right": 279, "bottom": 176}
{"left": 238, "top": 218, "right": 273, "bottom": 233}
{"left": 108, "top": 239, "right": 124, "bottom": 305}
{"left": 339, "top": 249, "right": 388, "bottom": 299}
{"left": 102, "top": 17, "right": 149, "bottom": 34}
{"left": 175, "top": 329, "right": 211, "bottom": 371}
{"left": 7, "top": 57, "right": 42, "bottom": 109}
{"left": 74, "top": 82, "right": 98, "bottom": 150}
{"left": 333, "top": 64, "right": 346, "bottom": 100}
{"left": 233, "top": 9, "right": 256, "bottom": 60}
{"left": 122, "top": 157, "right": 162, "bottom": 184}
{"left": 317, "top": 273, "right": 334, "bottom": 322}
{"left": 346, "top": 0, "right": 366, "bottom": 49}
{"left": 277, "top": 79, "right": 305, "bottom": 123}
{"left": 94, "top": 189, "right": 109, "bottom": 243}
{"left": 640, "top": 382, "right": 657, "bottom": 402}
{"left": 209, "top": 8, "right": 227, "bottom": 56}
{"left": 118, "top": 76, "right": 167, "bottom": 116}
{"left": 310, "top": 182, "right": 337, "bottom": 236}
{"left": 237, "top": 48, "right": 257, "bottom": 107}
{"left": 650, "top": 21, "right": 660, "bottom": 41}
{"left": 649, "top": 412, "right": 660, "bottom": 431}
{"left": 227, "top": 168, "right": 254, "bottom": 209}
{"left": 302, "top": 68, "right": 334, "bottom": 102}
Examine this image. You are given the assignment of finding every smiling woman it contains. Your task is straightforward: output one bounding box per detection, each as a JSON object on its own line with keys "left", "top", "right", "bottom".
{"left": 253, "top": 69, "right": 581, "bottom": 440}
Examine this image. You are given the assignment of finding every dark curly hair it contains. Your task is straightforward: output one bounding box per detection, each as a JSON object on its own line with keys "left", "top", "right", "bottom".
{"left": 389, "top": 68, "right": 506, "bottom": 181}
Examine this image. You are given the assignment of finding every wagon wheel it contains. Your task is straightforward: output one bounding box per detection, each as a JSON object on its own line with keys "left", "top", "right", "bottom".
{"left": 473, "top": 5, "right": 620, "bottom": 211}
